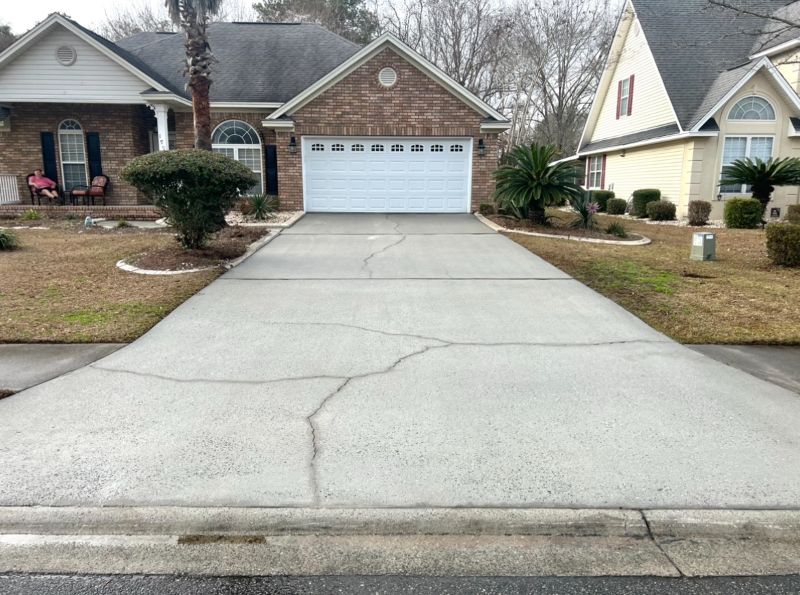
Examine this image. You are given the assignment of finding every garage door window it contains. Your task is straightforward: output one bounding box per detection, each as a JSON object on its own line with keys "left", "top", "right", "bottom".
{"left": 311, "top": 143, "right": 324, "bottom": 151}
{"left": 450, "top": 144, "right": 464, "bottom": 152}
{"left": 411, "top": 144, "right": 423, "bottom": 152}
{"left": 211, "top": 120, "right": 262, "bottom": 194}
{"left": 371, "top": 144, "right": 384, "bottom": 152}
{"left": 431, "top": 144, "right": 443, "bottom": 152}
{"left": 391, "top": 144, "right": 404, "bottom": 152}
{"left": 332, "top": 143, "right": 345, "bottom": 152}
{"left": 352, "top": 144, "right": 364, "bottom": 151}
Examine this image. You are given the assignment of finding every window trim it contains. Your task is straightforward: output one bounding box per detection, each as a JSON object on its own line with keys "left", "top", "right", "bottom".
{"left": 57, "top": 119, "right": 88, "bottom": 192}
{"left": 719, "top": 134, "right": 775, "bottom": 194}
{"left": 211, "top": 119, "right": 264, "bottom": 194}
{"left": 616, "top": 75, "right": 634, "bottom": 119}
{"left": 586, "top": 154, "right": 605, "bottom": 190}
{"left": 727, "top": 95, "right": 776, "bottom": 122}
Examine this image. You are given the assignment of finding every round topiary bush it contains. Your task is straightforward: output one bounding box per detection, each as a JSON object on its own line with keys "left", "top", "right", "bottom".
{"left": 606, "top": 198, "right": 628, "bottom": 215}
{"left": 631, "top": 189, "right": 661, "bottom": 217}
{"left": 0, "top": 229, "right": 18, "bottom": 251}
{"left": 646, "top": 200, "right": 676, "bottom": 221}
{"left": 122, "top": 150, "right": 257, "bottom": 249}
{"left": 589, "top": 190, "right": 615, "bottom": 212}
{"left": 724, "top": 197, "right": 763, "bottom": 229}
{"left": 688, "top": 200, "right": 712, "bottom": 226}
{"left": 766, "top": 223, "right": 800, "bottom": 266}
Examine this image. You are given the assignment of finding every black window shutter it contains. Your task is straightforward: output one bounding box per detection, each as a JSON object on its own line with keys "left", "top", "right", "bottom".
{"left": 40, "top": 132, "right": 58, "bottom": 183}
{"left": 265, "top": 144, "right": 278, "bottom": 195}
{"left": 86, "top": 132, "right": 102, "bottom": 179}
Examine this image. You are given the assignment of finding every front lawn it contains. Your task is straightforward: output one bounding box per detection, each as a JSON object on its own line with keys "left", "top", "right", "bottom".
{"left": 508, "top": 213, "right": 800, "bottom": 344}
{"left": 0, "top": 221, "right": 222, "bottom": 343}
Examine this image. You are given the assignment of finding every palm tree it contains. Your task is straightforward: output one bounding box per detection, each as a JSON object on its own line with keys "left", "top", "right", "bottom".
{"left": 493, "top": 144, "right": 583, "bottom": 222}
{"left": 165, "top": 0, "right": 223, "bottom": 150}
{"left": 720, "top": 157, "right": 800, "bottom": 215}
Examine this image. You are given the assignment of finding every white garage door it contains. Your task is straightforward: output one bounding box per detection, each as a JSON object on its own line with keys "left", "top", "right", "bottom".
{"left": 302, "top": 137, "right": 472, "bottom": 212}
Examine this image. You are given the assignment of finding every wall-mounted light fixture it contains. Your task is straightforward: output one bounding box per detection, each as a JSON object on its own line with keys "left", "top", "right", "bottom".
{"left": 716, "top": 192, "right": 722, "bottom": 201}
{"left": 478, "top": 138, "right": 486, "bottom": 156}
{"left": 289, "top": 136, "right": 297, "bottom": 154}
{"left": 620, "top": 149, "right": 626, "bottom": 158}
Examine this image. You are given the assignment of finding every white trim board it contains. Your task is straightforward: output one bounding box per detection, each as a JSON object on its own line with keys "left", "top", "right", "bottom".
{"left": 266, "top": 32, "right": 508, "bottom": 123}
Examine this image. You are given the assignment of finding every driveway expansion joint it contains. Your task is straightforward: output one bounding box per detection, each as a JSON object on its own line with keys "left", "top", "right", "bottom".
{"left": 641, "top": 510, "right": 685, "bottom": 578}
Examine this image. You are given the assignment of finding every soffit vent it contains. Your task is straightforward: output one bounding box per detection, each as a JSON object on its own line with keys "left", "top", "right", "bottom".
{"left": 378, "top": 67, "right": 397, "bottom": 87}
{"left": 56, "top": 46, "right": 77, "bottom": 66}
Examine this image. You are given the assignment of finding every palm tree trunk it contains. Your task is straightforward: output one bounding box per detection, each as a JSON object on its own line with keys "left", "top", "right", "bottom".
{"left": 181, "top": 3, "right": 214, "bottom": 150}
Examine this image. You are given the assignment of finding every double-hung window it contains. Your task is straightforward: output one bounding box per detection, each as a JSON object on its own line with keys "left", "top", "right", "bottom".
{"left": 720, "top": 136, "right": 773, "bottom": 194}
{"left": 587, "top": 155, "right": 604, "bottom": 189}
{"left": 617, "top": 75, "right": 634, "bottom": 118}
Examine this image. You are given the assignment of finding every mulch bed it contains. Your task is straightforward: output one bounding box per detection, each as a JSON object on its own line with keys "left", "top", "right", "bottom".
{"left": 488, "top": 215, "right": 643, "bottom": 242}
{"left": 129, "top": 226, "right": 269, "bottom": 271}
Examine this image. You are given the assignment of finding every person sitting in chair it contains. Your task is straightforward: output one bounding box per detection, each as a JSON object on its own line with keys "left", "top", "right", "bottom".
{"left": 29, "top": 169, "right": 59, "bottom": 201}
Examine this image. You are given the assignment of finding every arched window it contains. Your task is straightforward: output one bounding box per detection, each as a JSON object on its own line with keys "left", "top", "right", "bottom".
{"left": 729, "top": 96, "right": 775, "bottom": 120}
{"left": 211, "top": 120, "right": 262, "bottom": 194}
{"left": 58, "top": 119, "right": 87, "bottom": 192}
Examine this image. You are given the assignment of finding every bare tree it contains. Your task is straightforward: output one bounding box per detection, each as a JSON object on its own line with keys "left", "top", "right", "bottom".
{"left": 254, "top": 0, "right": 379, "bottom": 44}
{"left": 380, "top": 0, "right": 513, "bottom": 102}
{"left": 501, "top": 0, "right": 615, "bottom": 154}
{"left": 99, "top": 0, "right": 258, "bottom": 41}
{"left": 708, "top": 0, "right": 800, "bottom": 54}
{"left": 0, "top": 23, "right": 15, "bottom": 53}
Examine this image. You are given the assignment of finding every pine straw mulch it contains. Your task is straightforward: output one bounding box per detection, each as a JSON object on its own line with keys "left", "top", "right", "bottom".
{"left": 509, "top": 212, "right": 800, "bottom": 345}
{"left": 488, "top": 214, "right": 644, "bottom": 242}
{"left": 0, "top": 221, "right": 263, "bottom": 343}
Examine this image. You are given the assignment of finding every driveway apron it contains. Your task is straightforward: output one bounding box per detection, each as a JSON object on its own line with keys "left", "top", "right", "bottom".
{"left": 1, "top": 213, "right": 800, "bottom": 509}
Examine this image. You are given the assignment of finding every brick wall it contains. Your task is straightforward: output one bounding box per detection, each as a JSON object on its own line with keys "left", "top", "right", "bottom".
{"left": 0, "top": 204, "right": 160, "bottom": 220}
{"left": 277, "top": 48, "right": 500, "bottom": 211}
{"left": 0, "top": 103, "right": 155, "bottom": 206}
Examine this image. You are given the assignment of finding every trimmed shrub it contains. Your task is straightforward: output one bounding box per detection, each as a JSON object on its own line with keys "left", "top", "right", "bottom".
{"left": 724, "top": 197, "right": 763, "bottom": 229}
{"left": 589, "top": 190, "right": 615, "bottom": 212}
{"left": 646, "top": 200, "right": 676, "bottom": 221}
{"left": 688, "top": 200, "right": 712, "bottom": 226}
{"left": 0, "top": 229, "right": 18, "bottom": 250}
{"left": 788, "top": 204, "right": 800, "bottom": 224}
{"left": 607, "top": 198, "right": 627, "bottom": 215}
{"left": 479, "top": 203, "right": 495, "bottom": 216}
{"left": 20, "top": 209, "right": 40, "bottom": 221}
{"left": 766, "top": 223, "right": 800, "bottom": 266}
{"left": 605, "top": 221, "right": 628, "bottom": 238}
{"left": 122, "top": 149, "right": 257, "bottom": 249}
{"left": 631, "top": 189, "right": 661, "bottom": 217}
{"left": 116, "top": 220, "right": 132, "bottom": 228}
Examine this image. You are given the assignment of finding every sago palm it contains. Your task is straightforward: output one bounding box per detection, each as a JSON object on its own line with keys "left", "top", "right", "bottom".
{"left": 493, "top": 144, "right": 583, "bottom": 221}
{"left": 165, "top": 0, "right": 223, "bottom": 150}
{"left": 719, "top": 156, "right": 800, "bottom": 214}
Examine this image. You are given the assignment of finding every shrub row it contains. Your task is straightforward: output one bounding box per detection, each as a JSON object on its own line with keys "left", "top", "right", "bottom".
{"left": 589, "top": 190, "right": 615, "bottom": 212}
{"left": 632, "top": 189, "right": 661, "bottom": 217}
{"left": 606, "top": 198, "right": 627, "bottom": 215}
{"left": 724, "top": 198, "right": 762, "bottom": 229}
{"left": 766, "top": 223, "right": 800, "bottom": 266}
{"left": 788, "top": 204, "right": 800, "bottom": 224}
{"left": 646, "top": 200, "right": 676, "bottom": 221}
{"left": 688, "top": 200, "right": 712, "bottom": 226}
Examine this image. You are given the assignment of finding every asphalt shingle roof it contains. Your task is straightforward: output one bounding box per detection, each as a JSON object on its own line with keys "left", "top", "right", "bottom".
{"left": 632, "top": 0, "right": 793, "bottom": 130}
{"left": 115, "top": 22, "right": 362, "bottom": 103}
{"left": 580, "top": 123, "right": 680, "bottom": 153}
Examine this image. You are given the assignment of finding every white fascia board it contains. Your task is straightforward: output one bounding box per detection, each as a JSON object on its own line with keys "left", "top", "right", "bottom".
{"left": 0, "top": 14, "right": 175, "bottom": 97}
{"left": 261, "top": 119, "right": 296, "bottom": 129}
{"left": 578, "top": 131, "right": 717, "bottom": 157}
{"left": 689, "top": 58, "right": 800, "bottom": 132}
{"left": 480, "top": 122, "right": 512, "bottom": 132}
{"left": 267, "top": 32, "right": 508, "bottom": 122}
{"left": 751, "top": 38, "right": 800, "bottom": 60}
{"left": 211, "top": 102, "right": 283, "bottom": 110}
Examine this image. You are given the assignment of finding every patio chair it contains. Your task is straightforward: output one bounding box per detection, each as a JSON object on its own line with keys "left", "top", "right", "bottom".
{"left": 26, "top": 173, "right": 62, "bottom": 205}
{"left": 70, "top": 175, "right": 109, "bottom": 206}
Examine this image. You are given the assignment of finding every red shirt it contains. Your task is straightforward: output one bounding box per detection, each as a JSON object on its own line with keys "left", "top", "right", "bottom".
{"left": 30, "top": 174, "right": 56, "bottom": 189}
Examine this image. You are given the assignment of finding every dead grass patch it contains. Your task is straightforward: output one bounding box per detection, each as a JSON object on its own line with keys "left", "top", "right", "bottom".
{"left": 0, "top": 221, "right": 220, "bottom": 343}
{"left": 509, "top": 214, "right": 800, "bottom": 344}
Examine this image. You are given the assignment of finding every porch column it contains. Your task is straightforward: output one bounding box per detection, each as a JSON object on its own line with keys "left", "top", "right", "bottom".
{"left": 147, "top": 104, "right": 170, "bottom": 151}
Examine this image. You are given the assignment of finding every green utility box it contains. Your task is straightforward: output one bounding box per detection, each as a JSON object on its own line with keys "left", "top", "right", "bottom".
{"left": 690, "top": 232, "right": 716, "bottom": 261}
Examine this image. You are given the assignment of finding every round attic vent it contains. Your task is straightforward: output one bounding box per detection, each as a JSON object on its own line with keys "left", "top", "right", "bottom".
{"left": 378, "top": 67, "right": 397, "bottom": 87}
{"left": 55, "top": 46, "right": 77, "bottom": 66}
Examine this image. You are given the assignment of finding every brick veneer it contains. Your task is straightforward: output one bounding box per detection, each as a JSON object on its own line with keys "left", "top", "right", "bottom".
{"left": 276, "top": 48, "right": 500, "bottom": 211}
{"left": 0, "top": 103, "right": 155, "bottom": 206}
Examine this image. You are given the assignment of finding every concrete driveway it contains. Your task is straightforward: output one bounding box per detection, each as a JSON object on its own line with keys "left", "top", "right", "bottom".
{"left": 2, "top": 213, "right": 800, "bottom": 509}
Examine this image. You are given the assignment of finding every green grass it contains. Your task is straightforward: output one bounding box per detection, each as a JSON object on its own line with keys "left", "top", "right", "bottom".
{"left": 578, "top": 260, "right": 678, "bottom": 295}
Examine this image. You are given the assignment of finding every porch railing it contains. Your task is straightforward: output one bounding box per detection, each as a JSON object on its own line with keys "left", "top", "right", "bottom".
{"left": 0, "top": 175, "right": 20, "bottom": 204}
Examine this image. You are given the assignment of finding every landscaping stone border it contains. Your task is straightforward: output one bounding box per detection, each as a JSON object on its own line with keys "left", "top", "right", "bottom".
{"left": 115, "top": 259, "right": 216, "bottom": 276}
{"left": 475, "top": 212, "right": 652, "bottom": 246}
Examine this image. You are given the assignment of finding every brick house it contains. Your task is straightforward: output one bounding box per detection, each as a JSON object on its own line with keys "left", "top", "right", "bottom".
{"left": 0, "top": 14, "right": 509, "bottom": 214}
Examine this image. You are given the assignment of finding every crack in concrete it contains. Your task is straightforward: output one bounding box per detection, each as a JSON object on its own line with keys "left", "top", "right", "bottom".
{"left": 361, "top": 218, "right": 407, "bottom": 278}
{"left": 641, "top": 510, "right": 685, "bottom": 578}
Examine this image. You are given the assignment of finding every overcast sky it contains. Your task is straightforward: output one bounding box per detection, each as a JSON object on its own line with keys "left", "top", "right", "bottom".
{"left": 3, "top": 0, "right": 156, "bottom": 34}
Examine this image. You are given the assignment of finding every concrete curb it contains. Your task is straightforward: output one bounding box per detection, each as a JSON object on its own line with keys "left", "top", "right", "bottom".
{"left": 116, "top": 259, "right": 216, "bottom": 276}
{"left": 223, "top": 229, "right": 282, "bottom": 270}
{"left": 1, "top": 507, "right": 798, "bottom": 540}
{"left": 474, "top": 212, "right": 652, "bottom": 246}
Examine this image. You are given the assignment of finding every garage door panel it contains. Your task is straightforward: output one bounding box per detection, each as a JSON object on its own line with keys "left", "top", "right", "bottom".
{"left": 303, "top": 137, "right": 470, "bottom": 213}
